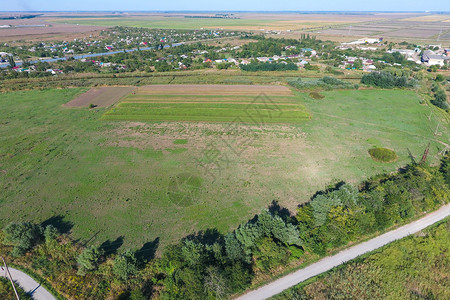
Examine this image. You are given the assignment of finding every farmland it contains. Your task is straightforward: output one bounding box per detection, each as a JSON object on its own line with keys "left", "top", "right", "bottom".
{"left": 45, "top": 12, "right": 450, "bottom": 42}
{"left": 48, "top": 12, "right": 390, "bottom": 31}
{"left": 0, "top": 17, "right": 105, "bottom": 42}
{"left": 102, "top": 85, "right": 310, "bottom": 123}
{"left": 0, "top": 86, "right": 448, "bottom": 251}
{"left": 64, "top": 86, "right": 136, "bottom": 107}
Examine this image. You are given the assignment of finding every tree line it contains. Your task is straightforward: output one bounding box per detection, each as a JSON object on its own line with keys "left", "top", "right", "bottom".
{"left": 240, "top": 62, "right": 298, "bottom": 72}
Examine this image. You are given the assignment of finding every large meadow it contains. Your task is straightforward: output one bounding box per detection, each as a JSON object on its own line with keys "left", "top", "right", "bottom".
{"left": 0, "top": 85, "right": 448, "bottom": 250}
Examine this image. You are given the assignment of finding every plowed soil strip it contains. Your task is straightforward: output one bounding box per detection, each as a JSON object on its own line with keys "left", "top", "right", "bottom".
{"left": 64, "top": 86, "right": 136, "bottom": 107}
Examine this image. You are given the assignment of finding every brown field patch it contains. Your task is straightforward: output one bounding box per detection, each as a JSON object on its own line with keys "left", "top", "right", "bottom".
{"left": 136, "top": 84, "right": 293, "bottom": 96}
{"left": 0, "top": 17, "right": 106, "bottom": 41}
{"left": 400, "top": 15, "right": 450, "bottom": 22}
{"left": 383, "top": 28, "right": 442, "bottom": 38}
{"left": 64, "top": 86, "right": 135, "bottom": 108}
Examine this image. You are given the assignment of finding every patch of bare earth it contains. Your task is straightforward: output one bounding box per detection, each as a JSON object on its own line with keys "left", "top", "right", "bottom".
{"left": 64, "top": 87, "right": 136, "bottom": 108}
{"left": 0, "top": 18, "right": 106, "bottom": 41}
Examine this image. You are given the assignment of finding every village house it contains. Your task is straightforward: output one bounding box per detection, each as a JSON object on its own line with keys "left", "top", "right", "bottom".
{"left": 342, "top": 38, "right": 382, "bottom": 45}
{"left": 422, "top": 50, "right": 449, "bottom": 66}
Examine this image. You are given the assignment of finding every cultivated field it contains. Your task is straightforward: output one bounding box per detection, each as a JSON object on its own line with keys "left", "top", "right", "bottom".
{"left": 0, "top": 87, "right": 448, "bottom": 251}
{"left": 316, "top": 18, "right": 450, "bottom": 41}
{"left": 102, "top": 85, "right": 309, "bottom": 123}
{"left": 44, "top": 12, "right": 450, "bottom": 42}
{"left": 0, "top": 18, "right": 105, "bottom": 41}
{"left": 64, "top": 86, "right": 136, "bottom": 107}
{"left": 48, "top": 12, "right": 415, "bottom": 31}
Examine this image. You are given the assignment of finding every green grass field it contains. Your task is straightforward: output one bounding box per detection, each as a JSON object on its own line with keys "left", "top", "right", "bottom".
{"left": 51, "top": 16, "right": 281, "bottom": 30}
{"left": 0, "top": 87, "right": 448, "bottom": 251}
{"left": 102, "top": 93, "right": 310, "bottom": 123}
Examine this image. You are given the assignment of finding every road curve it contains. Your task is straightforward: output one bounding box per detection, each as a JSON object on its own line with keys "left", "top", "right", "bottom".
{"left": 235, "top": 203, "right": 450, "bottom": 300}
{"left": 1, "top": 267, "right": 57, "bottom": 300}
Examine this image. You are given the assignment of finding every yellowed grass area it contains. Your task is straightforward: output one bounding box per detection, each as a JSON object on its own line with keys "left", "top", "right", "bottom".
{"left": 401, "top": 15, "right": 450, "bottom": 22}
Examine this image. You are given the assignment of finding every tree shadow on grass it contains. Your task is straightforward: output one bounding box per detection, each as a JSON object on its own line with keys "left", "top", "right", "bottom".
{"left": 100, "top": 236, "right": 124, "bottom": 256}
{"left": 268, "top": 200, "right": 292, "bottom": 221}
{"left": 184, "top": 228, "right": 223, "bottom": 245}
{"left": 136, "top": 237, "right": 160, "bottom": 262}
{"left": 41, "top": 215, "right": 73, "bottom": 234}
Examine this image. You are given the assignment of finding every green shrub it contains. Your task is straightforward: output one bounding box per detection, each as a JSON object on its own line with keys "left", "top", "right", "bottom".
{"left": 289, "top": 76, "right": 354, "bottom": 90}
{"left": 3, "top": 222, "right": 43, "bottom": 256}
{"left": 368, "top": 147, "right": 398, "bottom": 162}
{"left": 309, "top": 92, "right": 325, "bottom": 99}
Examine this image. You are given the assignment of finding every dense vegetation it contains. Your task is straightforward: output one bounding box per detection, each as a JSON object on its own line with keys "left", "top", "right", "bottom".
{"left": 361, "top": 70, "right": 417, "bottom": 88}
{"left": 289, "top": 76, "right": 356, "bottom": 90}
{"left": 275, "top": 218, "right": 450, "bottom": 300}
{"left": 238, "top": 35, "right": 334, "bottom": 58}
{"left": 432, "top": 89, "right": 449, "bottom": 110}
{"left": 1, "top": 157, "right": 448, "bottom": 299}
{"left": 0, "top": 277, "right": 32, "bottom": 300}
{"left": 368, "top": 147, "right": 398, "bottom": 162}
{"left": 240, "top": 62, "right": 298, "bottom": 72}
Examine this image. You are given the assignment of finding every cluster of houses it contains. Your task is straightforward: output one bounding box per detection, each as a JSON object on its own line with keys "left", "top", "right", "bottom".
{"left": 338, "top": 57, "right": 377, "bottom": 71}
{"left": 80, "top": 59, "right": 127, "bottom": 70}
{"left": 8, "top": 65, "right": 64, "bottom": 75}
{"left": 204, "top": 56, "right": 309, "bottom": 67}
{"left": 338, "top": 38, "right": 450, "bottom": 69}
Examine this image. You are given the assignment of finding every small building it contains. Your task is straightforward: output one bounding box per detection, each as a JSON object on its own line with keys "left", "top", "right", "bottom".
{"left": 422, "top": 50, "right": 448, "bottom": 66}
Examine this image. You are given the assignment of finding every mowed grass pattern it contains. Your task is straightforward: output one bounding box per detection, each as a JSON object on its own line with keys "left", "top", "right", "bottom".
{"left": 102, "top": 86, "right": 309, "bottom": 123}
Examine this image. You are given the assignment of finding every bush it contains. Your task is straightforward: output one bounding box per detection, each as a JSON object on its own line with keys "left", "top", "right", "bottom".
{"left": 289, "top": 76, "right": 354, "bottom": 90}
{"left": 431, "top": 90, "right": 449, "bottom": 109}
{"left": 304, "top": 63, "right": 319, "bottom": 71}
{"left": 3, "top": 222, "right": 43, "bottom": 256}
{"left": 113, "top": 250, "right": 139, "bottom": 283}
{"left": 77, "top": 245, "right": 104, "bottom": 275}
{"left": 368, "top": 147, "right": 398, "bottom": 162}
{"left": 435, "top": 74, "right": 445, "bottom": 82}
{"left": 309, "top": 92, "right": 325, "bottom": 99}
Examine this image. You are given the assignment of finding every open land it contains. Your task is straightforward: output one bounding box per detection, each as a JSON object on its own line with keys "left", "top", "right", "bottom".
{"left": 2, "top": 12, "right": 450, "bottom": 44}
{"left": 0, "top": 86, "right": 448, "bottom": 251}
{"left": 64, "top": 86, "right": 136, "bottom": 107}
{"left": 43, "top": 12, "right": 450, "bottom": 42}
{"left": 0, "top": 17, "right": 105, "bottom": 41}
{"left": 48, "top": 12, "right": 393, "bottom": 31}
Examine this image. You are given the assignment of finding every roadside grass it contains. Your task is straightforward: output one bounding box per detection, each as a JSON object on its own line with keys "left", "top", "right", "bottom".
{"left": 0, "top": 87, "right": 448, "bottom": 252}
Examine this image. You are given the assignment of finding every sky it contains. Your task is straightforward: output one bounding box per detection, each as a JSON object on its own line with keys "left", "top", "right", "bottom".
{"left": 1, "top": 0, "right": 449, "bottom": 12}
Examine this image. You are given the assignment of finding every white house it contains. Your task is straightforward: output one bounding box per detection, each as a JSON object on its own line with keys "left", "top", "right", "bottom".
{"left": 422, "top": 50, "right": 449, "bottom": 66}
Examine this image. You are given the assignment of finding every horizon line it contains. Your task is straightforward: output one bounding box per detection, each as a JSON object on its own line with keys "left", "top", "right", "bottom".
{"left": 1, "top": 10, "right": 450, "bottom": 13}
